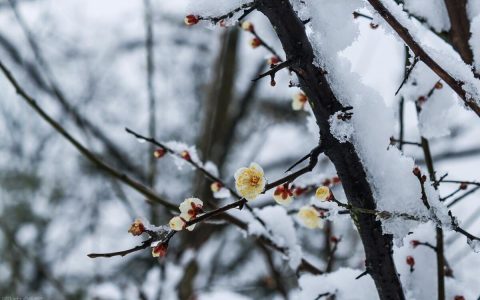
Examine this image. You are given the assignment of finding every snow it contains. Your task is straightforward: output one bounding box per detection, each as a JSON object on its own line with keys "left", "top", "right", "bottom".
{"left": 403, "top": 0, "right": 450, "bottom": 32}
{"left": 470, "top": 16, "right": 480, "bottom": 72}
{"left": 304, "top": 0, "right": 449, "bottom": 242}
{"left": 467, "top": 238, "right": 480, "bottom": 253}
{"left": 369, "top": 0, "right": 480, "bottom": 106}
{"left": 198, "top": 290, "right": 251, "bottom": 300}
{"left": 165, "top": 141, "right": 202, "bottom": 170}
{"left": 329, "top": 111, "right": 354, "bottom": 143}
{"left": 248, "top": 205, "right": 302, "bottom": 269}
{"left": 297, "top": 268, "right": 379, "bottom": 300}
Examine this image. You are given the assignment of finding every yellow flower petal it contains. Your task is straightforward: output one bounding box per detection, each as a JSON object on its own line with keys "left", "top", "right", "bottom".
{"left": 169, "top": 216, "right": 186, "bottom": 231}
{"left": 315, "top": 186, "right": 331, "bottom": 201}
{"left": 298, "top": 206, "right": 322, "bottom": 229}
{"left": 234, "top": 162, "right": 266, "bottom": 201}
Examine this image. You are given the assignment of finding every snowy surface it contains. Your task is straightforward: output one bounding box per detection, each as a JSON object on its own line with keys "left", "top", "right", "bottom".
{"left": 1, "top": 0, "right": 479, "bottom": 299}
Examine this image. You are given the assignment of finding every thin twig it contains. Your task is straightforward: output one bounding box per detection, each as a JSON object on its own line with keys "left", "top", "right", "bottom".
{"left": 395, "top": 56, "right": 419, "bottom": 95}
{"left": 0, "top": 61, "right": 177, "bottom": 210}
{"left": 87, "top": 238, "right": 155, "bottom": 258}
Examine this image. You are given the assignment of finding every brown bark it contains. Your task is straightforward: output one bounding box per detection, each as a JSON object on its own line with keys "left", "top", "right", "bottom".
{"left": 255, "top": 1, "right": 405, "bottom": 299}
{"left": 444, "top": 0, "right": 474, "bottom": 64}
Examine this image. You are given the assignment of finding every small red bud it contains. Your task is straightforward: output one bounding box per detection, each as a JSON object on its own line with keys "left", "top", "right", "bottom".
{"left": 418, "top": 96, "right": 427, "bottom": 104}
{"left": 406, "top": 256, "right": 415, "bottom": 267}
{"left": 250, "top": 37, "right": 262, "bottom": 48}
{"left": 330, "top": 236, "right": 339, "bottom": 244}
{"left": 270, "top": 78, "right": 276, "bottom": 86}
{"left": 410, "top": 240, "right": 420, "bottom": 248}
{"left": 332, "top": 176, "right": 341, "bottom": 184}
{"left": 370, "top": 23, "right": 379, "bottom": 29}
{"left": 180, "top": 150, "right": 191, "bottom": 161}
{"left": 421, "top": 175, "right": 427, "bottom": 183}
{"left": 292, "top": 187, "right": 306, "bottom": 197}
{"left": 184, "top": 15, "right": 199, "bottom": 26}
{"left": 152, "top": 243, "right": 168, "bottom": 258}
{"left": 459, "top": 182, "right": 468, "bottom": 190}
{"left": 267, "top": 56, "right": 280, "bottom": 66}
{"left": 413, "top": 167, "right": 421, "bottom": 177}
{"left": 434, "top": 82, "right": 443, "bottom": 89}
{"left": 454, "top": 296, "right": 465, "bottom": 300}
{"left": 153, "top": 148, "right": 166, "bottom": 159}
{"left": 210, "top": 181, "right": 222, "bottom": 193}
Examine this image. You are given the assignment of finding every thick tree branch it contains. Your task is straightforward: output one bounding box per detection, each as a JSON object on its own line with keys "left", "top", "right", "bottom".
{"left": 255, "top": 1, "right": 405, "bottom": 299}
{"left": 443, "top": 0, "right": 474, "bottom": 65}
{"left": 367, "top": 0, "right": 480, "bottom": 117}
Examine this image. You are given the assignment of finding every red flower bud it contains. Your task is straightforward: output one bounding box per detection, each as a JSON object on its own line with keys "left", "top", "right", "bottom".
{"left": 292, "top": 187, "right": 306, "bottom": 197}
{"left": 152, "top": 243, "right": 168, "bottom": 258}
{"left": 180, "top": 150, "right": 191, "bottom": 161}
{"left": 459, "top": 182, "right": 468, "bottom": 190}
{"left": 434, "top": 82, "right": 443, "bottom": 89}
{"left": 406, "top": 256, "right": 415, "bottom": 267}
{"left": 184, "top": 15, "right": 199, "bottom": 26}
{"left": 267, "top": 56, "right": 280, "bottom": 66}
{"left": 412, "top": 167, "right": 421, "bottom": 177}
{"left": 454, "top": 296, "right": 465, "bottom": 300}
{"left": 410, "top": 240, "right": 420, "bottom": 248}
{"left": 153, "top": 148, "right": 166, "bottom": 159}
{"left": 250, "top": 37, "right": 261, "bottom": 48}
{"left": 369, "top": 23, "right": 379, "bottom": 29}
{"left": 332, "top": 176, "right": 341, "bottom": 184}
{"left": 330, "top": 236, "right": 339, "bottom": 244}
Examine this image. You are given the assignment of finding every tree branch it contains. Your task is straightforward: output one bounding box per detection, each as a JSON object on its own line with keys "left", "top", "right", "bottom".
{"left": 367, "top": 0, "right": 480, "bottom": 117}
{"left": 0, "top": 61, "right": 177, "bottom": 211}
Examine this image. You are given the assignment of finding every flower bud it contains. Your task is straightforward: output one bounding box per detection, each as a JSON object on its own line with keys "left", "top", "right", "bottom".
{"left": 412, "top": 167, "right": 421, "bottom": 177}
{"left": 169, "top": 216, "right": 186, "bottom": 231}
{"left": 273, "top": 185, "right": 293, "bottom": 206}
{"left": 267, "top": 56, "right": 280, "bottom": 66}
{"left": 291, "top": 92, "right": 308, "bottom": 111}
{"left": 250, "top": 38, "right": 261, "bottom": 48}
{"left": 181, "top": 150, "right": 191, "bottom": 161}
{"left": 241, "top": 21, "right": 254, "bottom": 32}
{"left": 434, "top": 82, "right": 443, "bottom": 89}
{"left": 128, "top": 219, "right": 145, "bottom": 236}
{"left": 184, "top": 15, "right": 199, "bottom": 26}
{"left": 406, "top": 255, "right": 415, "bottom": 267}
{"left": 210, "top": 181, "right": 222, "bottom": 193}
{"left": 153, "top": 148, "right": 166, "bottom": 159}
{"left": 152, "top": 243, "right": 168, "bottom": 258}
{"left": 330, "top": 236, "right": 339, "bottom": 244}
{"left": 332, "top": 176, "right": 341, "bottom": 184}
{"left": 315, "top": 186, "right": 331, "bottom": 201}
{"left": 410, "top": 240, "right": 420, "bottom": 248}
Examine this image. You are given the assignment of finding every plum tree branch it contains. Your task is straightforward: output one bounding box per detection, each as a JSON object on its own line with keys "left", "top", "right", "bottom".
{"left": 0, "top": 61, "right": 178, "bottom": 211}
{"left": 366, "top": 0, "right": 480, "bottom": 117}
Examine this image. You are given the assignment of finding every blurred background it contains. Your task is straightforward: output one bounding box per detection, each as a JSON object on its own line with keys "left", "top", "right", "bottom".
{"left": 0, "top": 0, "right": 479, "bottom": 299}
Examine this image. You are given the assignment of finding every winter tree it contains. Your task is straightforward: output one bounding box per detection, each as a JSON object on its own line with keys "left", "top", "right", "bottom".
{"left": 1, "top": 0, "right": 480, "bottom": 299}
